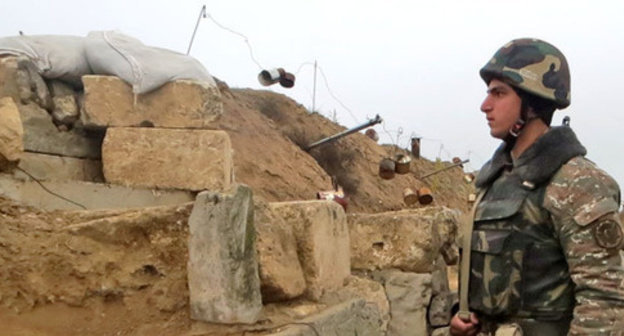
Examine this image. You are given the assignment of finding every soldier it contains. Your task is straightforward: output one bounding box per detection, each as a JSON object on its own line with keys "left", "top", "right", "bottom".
{"left": 450, "top": 38, "right": 624, "bottom": 336}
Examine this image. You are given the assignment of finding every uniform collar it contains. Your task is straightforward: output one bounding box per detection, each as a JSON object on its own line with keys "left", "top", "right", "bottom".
{"left": 475, "top": 126, "right": 587, "bottom": 189}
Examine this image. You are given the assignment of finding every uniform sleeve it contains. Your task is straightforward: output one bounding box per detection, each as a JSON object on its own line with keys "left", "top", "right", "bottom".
{"left": 544, "top": 157, "right": 624, "bottom": 335}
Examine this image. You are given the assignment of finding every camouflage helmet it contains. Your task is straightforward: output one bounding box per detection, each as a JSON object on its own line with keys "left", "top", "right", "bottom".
{"left": 480, "top": 38, "right": 571, "bottom": 109}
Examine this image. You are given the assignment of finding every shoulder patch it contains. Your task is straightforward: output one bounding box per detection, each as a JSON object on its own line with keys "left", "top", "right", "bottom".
{"left": 593, "top": 220, "right": 623, "bottom": 249}
{"left": 573, "top": 197, "right": 620, "bottom": 226}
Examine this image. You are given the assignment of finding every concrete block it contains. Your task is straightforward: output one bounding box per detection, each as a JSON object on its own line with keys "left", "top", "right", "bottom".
{"left": 255, "top": 201, "right": 306, "bottom": 302}
{"left": 19, "top": 103, "right": 104, "bottom": 159}
{"left": 348, "top": 207, "right": 459, "bottom": 273}
{"left": 268, "top": 299, "right": 383, "bottom": 336}
{"left": 81, "top": 76, "right": 223, "bottom": 129}
{"left": 270, "top": 200, "right": 350, "bottom": 300}
{"left": 15, "top": 151, "right": 103, "bottom": 182}
{"left": 187, "top": 185, "right": 262, "bottom": 324}
{"left": 0, "top": 173, "right": 194, "bottom": 211}
{"left": 102, "top": 127, "right": 232, "bottom": 191}
{"left": 0, "top": 97, "right": 23, "bottom": 167}
{"left": 372, "top": 270, "right": 432, "bottom": 336}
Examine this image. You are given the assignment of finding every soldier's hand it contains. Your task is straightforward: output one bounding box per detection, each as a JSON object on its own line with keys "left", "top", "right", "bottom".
{"left": 450, "top": 312, "right": 480, "bottom": 336}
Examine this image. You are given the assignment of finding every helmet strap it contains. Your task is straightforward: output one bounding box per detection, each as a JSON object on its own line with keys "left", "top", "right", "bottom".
{"left": 508, "top": 118, "right": 525, "bottom": 138}
{"left": 505, "top": 97, "right": 536, "bottom": 141}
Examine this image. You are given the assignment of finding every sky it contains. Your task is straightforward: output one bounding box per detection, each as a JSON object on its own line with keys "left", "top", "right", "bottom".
{"left": 1, "top": 0, "right": 623, "bottom": 195}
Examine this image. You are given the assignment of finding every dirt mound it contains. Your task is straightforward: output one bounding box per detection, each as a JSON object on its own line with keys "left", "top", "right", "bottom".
{"left": 217, "top": 82, "right": 474, "bottom": 214}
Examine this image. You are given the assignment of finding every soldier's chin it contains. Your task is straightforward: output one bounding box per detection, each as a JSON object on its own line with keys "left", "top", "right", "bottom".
{"left": 490, "top": 129, "right": 505, "bottom": 139}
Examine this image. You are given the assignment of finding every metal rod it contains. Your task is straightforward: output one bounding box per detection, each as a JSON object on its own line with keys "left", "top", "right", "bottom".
{"left": 306, "top": 114, "right": 383, "bottom": 151}
{"left": 419, "top": 159, "right": 469, "bottom": 179}
{"left": 187, "top": 5, "right": 207, "bottom": 55}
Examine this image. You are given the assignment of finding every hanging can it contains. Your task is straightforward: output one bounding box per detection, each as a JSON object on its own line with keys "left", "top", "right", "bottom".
{"left": 411, "top": 137, "right": 421, "bottom": 158}
{"left": 394, "top": 154, "right": 411, "bottom": 174}
{"left": 365, "top": 128, "right": 379, "bottom": 142}
{"left": 379, "top": 158, "right": 396, "bottom": 180}
{"left": 417, "top": 187, "right": 434, "bottom": 205}
{"left": 403, "top": 187, "right": 419, "bottom": 205}
{"left": 257, "top": 68, "right": 282, "bottom": 86}
{"left": 452, "top": 157, "right": 464, "bottom": 168}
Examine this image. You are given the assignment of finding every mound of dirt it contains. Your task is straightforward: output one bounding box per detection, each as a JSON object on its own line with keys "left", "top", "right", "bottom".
{"left": 216, "top": 82, "right": 474, "bottom": 214}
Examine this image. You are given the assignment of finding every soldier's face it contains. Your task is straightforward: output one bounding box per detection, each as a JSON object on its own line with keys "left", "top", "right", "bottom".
{"left": 480, "top": 79, "right": 522, "bottom": 139}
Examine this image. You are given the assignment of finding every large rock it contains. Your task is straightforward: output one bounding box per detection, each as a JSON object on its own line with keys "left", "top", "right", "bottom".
{"left": 270, "top": 200, "right": 350, "bottom": 300}
{"left": 255, "top": 201, "right": 306, "bottom": 302}
{"left": 348, "top": 207, "right": 459, "bottom": 273}
{"left": 372, "top": 270, "right": 432, "bottom": 336}
{"left": 0, "top": 173, "right": 194, "bottom": 210}
{"left": 0, "top": 97, "right": 23, "bottom": 168}
{"left": 187, "top": 185, "right": 262, "bottom": 324}
{"left": 19, "top": 103, "right": 104, "bottom": 159}
{"left": 49, "top": 80, "right": 79, "bottom": 126}
{"left": 81, "top": 76, "right": 223, "bottom": 129}
{"left": 268, "top": 299, "right": 383, "bottom": 336}
{"left": 15, "top": 151, "right": 103, "bottom": 182}
{"left": 102, "top": 127, "right": 232, "bottom": 191}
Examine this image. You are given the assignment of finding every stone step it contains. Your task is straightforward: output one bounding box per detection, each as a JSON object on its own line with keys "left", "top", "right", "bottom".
{"left": 0, "top": 173, "right": 194, "bottom": 211}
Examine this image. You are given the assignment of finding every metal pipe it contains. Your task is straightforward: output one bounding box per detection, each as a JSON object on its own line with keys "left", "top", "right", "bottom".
{"left": 306, "top": 114, "right": 383, "bottom": 151}
{"left": 419, "top": 159, "right": 469, "bottom": 179}
{"left": 187, "top": 5, "right": 207, "bottom": 55}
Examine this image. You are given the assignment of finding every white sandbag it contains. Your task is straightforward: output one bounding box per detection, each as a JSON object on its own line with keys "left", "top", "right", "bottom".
{"left": 0, "top": 35, "right": 91, "bottom": 87}
{"left": 85, "top": 30, "right": 216, "bottom": 94}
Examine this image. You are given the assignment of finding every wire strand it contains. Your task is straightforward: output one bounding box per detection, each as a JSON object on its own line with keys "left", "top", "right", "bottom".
{"left": 15, "top": 166, "right": 87, "bottom": 210}
{"left": 316, "top": 65, "right": 360, "bottom": 124}
{"left": 205, "top": 12, "right": 264, "bottom": 70}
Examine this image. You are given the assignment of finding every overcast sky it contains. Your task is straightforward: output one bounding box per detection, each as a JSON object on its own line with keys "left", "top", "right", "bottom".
{"left": 2, "top": 0, "right": 623, "bottom": 193}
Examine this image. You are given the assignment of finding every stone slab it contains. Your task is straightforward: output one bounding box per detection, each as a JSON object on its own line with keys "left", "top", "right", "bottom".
{"left": 348, "top": 207, "right": 459, "bottom": 273}
{"left": 19, "top": 103, "right": 104, "bottom": 159}
{"left": 187, "top": 185, "right": 262, "bottom": 324}
{"left": 0, "top": 173, "right": 194, "bottom": 211}
{"left": 102, "top": 127, "right": 232, "bottom": 191}
{"left": 270, "top": 200, "right": 350, "bottom": 300}
{"left": 81, "top": 75, "right": 223, "bottom": 129}
{"left": 14, "top": 151, "right": 103, "bottom": 182}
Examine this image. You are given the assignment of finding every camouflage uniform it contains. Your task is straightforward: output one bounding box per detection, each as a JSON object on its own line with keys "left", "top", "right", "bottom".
{"left": 470, "top": 126, "right": 624, "bottom": 335}
{"left": 463, "top": 39, "right": 624, "bottom": 335}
